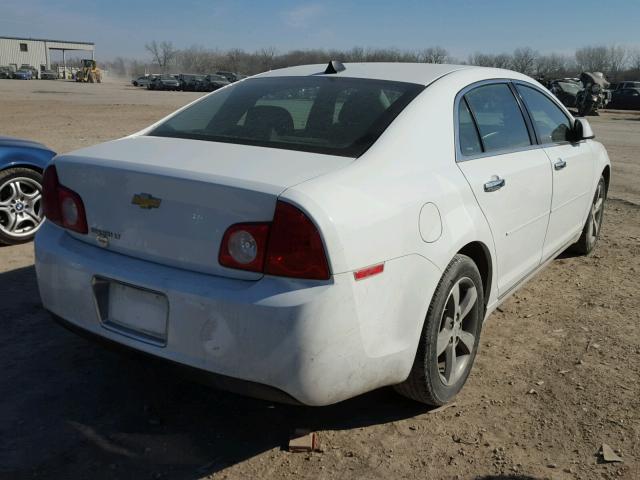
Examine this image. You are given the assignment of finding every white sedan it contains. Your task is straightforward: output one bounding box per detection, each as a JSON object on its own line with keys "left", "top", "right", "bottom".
{"left": 35, "top": 62, "right": 610, "bottom": 406}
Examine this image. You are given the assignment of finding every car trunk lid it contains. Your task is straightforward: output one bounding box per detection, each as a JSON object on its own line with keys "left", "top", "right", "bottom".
{"left": 54, "top": 135, "right": 352, "bottom": 279}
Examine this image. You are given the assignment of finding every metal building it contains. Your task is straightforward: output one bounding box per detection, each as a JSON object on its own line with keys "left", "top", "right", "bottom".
{"left": 0, "top": 36, "right": 94, "bottom": 76}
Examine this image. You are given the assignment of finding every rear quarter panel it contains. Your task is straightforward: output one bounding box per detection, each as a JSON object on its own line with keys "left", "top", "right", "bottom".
{"left": 281, "top": 69, "right": 520, "bottom": 360}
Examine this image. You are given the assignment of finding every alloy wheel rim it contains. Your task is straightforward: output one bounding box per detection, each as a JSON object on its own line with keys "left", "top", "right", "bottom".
{"left": 587, "top": 182, "right": 604, "bottom": 245}
{"left": 0, "top": 177, "right": 44, "bottom": 238}
{"left": 437, "top": 277, "right": 479, "bottom": 386}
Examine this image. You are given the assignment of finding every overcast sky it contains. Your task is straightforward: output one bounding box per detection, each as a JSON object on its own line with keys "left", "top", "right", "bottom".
{"left": 1, "top": 0, "right": 639, "bottom": 61}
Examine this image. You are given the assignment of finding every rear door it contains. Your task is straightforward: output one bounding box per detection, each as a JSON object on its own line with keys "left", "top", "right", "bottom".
{"left": 515, "top": 83, "right": 594, "bottom": 259}
{"left": 456, "top": 82, "right": 552, "bottom": 295}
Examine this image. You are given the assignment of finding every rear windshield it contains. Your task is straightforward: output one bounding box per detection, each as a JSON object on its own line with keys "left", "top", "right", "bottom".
{"left": 149, "top": 76, "right": 424, "bottom": 157}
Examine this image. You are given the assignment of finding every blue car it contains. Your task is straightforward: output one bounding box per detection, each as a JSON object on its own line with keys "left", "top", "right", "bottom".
{"left": 0, "top": 137, "right": 56, "bottom": 244}
{"left": 14, "top": 70, "right": 33, "bottom": 80}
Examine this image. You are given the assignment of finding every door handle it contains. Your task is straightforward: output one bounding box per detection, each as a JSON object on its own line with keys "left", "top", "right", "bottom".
{"left": 484, "top": 176, "right": 506, "bottom": 192}
{"left": 554, "top": 158, "right": 567, "bottom": 170}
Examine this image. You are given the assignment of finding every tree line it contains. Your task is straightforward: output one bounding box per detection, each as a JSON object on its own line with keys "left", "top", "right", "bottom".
{"left": 102, "top": 42, "right": 640, "bottom": 81}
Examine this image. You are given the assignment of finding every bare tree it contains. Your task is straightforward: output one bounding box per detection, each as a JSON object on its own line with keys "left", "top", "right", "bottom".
{"left": 493, "top": 53, "right": 512, "bottom": 69}
{"left": 535, "top": 53, "right": 571, "bottom": 78}
{"left": 224, "top": 48, "right": 247, "bottom": 72}
{"left": 630, "top": 48, "right": 640, "bottom": 71}
{"left": 421, "top": 46, "right": 448, "bottom": 64}
{"left": 130, "top": 42, "right": 640, "bottom": 81}
{"left": 511, "top": 47, "right": 537, "bottom": 75}
{"left": 258, "top": 46, "right": 278, "bottom": 71}
{"left": 467, "top": 52, "right": 512, "bottom": 69}
{"left": 608, "top": 45, "right": 627, "bottom": 80}
{"left": 575, "top": 46, "right": 609, "bottom": 73}
{"left": 178, "top": 45, "right": 220, "bottom": 73}
{"left": 347, "top": 47, "right": 366, "bottom": 62}
{"left": 145, "top": 40, "right": 178, "bottom": 70}
{"left": 467, "top": 52, "right": 495, "bottom": 67}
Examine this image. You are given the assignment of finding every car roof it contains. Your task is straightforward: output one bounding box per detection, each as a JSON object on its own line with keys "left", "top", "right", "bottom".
{"left": 256, "top": 62, "right": 474, "bottom": 85}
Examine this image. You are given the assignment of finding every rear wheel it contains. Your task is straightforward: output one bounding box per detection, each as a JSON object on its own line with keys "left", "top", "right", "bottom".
{"left": 394, "top": 254, "right": 484, "bottom": 405}
{"left": 0, "top": 168, "right": 44, "bottom": 245}
{"left": 571, "top": 176, "right": 606, "bottom": 255}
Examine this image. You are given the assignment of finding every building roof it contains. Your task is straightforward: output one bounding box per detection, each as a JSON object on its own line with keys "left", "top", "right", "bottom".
{"left": 257, "top": 62, "right": 473, "bottom": 85}
{"left": 0, "top": 35, "right": 94, "bottom": 46}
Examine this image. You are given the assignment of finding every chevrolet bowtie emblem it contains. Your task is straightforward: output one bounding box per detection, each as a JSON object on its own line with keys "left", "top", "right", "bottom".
{"left": 131, "top": 193, "right": 162, "bottom": 209}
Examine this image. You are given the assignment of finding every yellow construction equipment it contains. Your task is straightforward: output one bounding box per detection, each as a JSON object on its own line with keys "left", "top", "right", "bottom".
{"left": 75, "top": 59, "right": 102, "bottom": 83}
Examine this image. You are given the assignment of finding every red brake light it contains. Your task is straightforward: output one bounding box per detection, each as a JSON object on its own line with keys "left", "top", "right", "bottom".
{"left": 219, "top": 223, "right": 269, "bottom": 272}
{"left": 42, "top": 165, "right": 88, "bottom": 234}
{"left": 265, "top": 201, "right": 329, "bottom": 280}
{"left": 218, "top": 201, "right": 330, "bottom": 280}
{"left": 42, "top": 166, "right": 62, "bottom": 223}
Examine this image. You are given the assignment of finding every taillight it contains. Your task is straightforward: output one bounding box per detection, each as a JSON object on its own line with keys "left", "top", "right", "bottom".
{"left": 218, "top": 223, "right": 269, "bottom": 272}
{"left": 42, "top": 165, "right": 88, "bottom": 234}
{"left": 265, "top": 201, "right": 329, "bottom": 280}
{"left": 218, "top": 201, "right": 330, "bottom": 280}
{"left": 42, "top": 166, "right": 62, "bottom": 223}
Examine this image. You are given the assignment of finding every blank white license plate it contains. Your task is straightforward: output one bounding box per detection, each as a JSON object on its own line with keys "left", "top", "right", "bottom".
{"left": 106, "top": 282, "right": 168, "bottom": 343}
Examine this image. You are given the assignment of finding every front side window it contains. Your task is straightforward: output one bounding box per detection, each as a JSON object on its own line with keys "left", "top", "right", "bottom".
{"left": 516, "top": 85, "right": 572, "bottom": 144}
{"left": 150, "top": 76, "right": 424, "bottom": 157}
{"left": 464, "top": 83, "right": 532, "bottom": 153}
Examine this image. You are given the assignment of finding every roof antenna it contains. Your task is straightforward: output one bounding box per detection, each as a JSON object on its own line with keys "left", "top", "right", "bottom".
{"left": 324, "top": 60, "right": 346, "bottom": 74}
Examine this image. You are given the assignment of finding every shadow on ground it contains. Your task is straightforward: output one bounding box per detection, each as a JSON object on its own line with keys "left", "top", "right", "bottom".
{"left": 0, "top": 265, "right": 430, "bottom": 479}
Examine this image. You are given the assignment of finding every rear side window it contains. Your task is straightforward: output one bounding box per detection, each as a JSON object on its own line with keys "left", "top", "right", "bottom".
{"left": 150, "top": 76, "right": 424, "bottom": 157}
{"left": 458, "top": 100, "right": 482, "bottom": 155}
{"left": 464, "top": 83, "right": 532, "bottom": 153}
{"left": 516, "top": 85, "right": 572, "bottom": 144}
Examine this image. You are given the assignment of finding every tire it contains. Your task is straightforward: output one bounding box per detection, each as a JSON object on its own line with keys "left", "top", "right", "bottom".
{"left": 0, "top": 167, "right": 44, "bottom": 245}
{"left": 571, "top": 175, "right": 606, "bottom": 255}
{"left": 133, "top": 81, "right": 138, "bottom": 86}
{"left": 394, "top": 254, "right": 484, "bottom": 405}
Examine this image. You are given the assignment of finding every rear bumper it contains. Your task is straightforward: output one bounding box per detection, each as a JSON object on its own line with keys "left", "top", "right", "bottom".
{"left": 35, "top": 222, "right": 440, "bottom": 405}
{"left": 50, "top": 312, "right": 301, "bottom": 404}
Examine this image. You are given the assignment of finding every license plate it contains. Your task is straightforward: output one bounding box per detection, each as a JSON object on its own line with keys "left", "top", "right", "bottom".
{"left": 93, "top": 278, "right": 168, "bottom": 345}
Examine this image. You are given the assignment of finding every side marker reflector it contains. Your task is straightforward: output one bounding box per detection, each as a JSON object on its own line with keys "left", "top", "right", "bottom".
{"left": 354, "top": 263, "right": 384, "bottom": 281}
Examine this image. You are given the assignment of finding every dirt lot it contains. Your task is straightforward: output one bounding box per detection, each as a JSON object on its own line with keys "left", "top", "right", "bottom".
{"left": 0, "top": 79, "right": 638, "bottom": 480}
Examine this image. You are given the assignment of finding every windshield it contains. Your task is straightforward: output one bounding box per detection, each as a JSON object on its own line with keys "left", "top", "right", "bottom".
{"left": 558, "top": 82, "right": 581, "bottom": 94}
{"left": 149, "top": 76, "right": 424, "bottom": 157}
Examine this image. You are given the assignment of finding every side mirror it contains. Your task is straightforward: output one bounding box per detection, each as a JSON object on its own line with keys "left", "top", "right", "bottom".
{"left": 573, "top": 117, "right": 595, "bottom": 141}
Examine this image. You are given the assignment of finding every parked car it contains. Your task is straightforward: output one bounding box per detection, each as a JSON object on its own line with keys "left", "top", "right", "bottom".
{"left": 14, "top": 70, "right": 33, "bottom": 80}
{"left": 215, "top": 70, "right": 239, "bottom": 82}
{"left": 608, "top": 88, "right": 640, "bottom": 110}
{"left": 177, "top": 74, "right": 205, "bottom": 91}
{"left": 36, "top": 62, "right": 610, "bottom": 407}
{"left": 0, "top": 66, "right": 13, "bottom": 79}
{"left": 202, "top": 74, "right": 230, "bottom": 91}
{"left": 613, "top": 81, "right": 640, "bottom": 91}
{"left": 131, "top": 75, "right": 156, "bottom": 87}
{"left": 147, "top": 74, "right": 181, "bottom": 91}
{"left": 549, "top": 79, "right": 581, "bottom": 108}
{"left": 40, "top": 70, "right": 58, "bottom": 80}
{"left": 20, "top": 64, "right": 39, "bottom": 79}
{"left": 0, "top": 136, "right": 55, "bottom": 244}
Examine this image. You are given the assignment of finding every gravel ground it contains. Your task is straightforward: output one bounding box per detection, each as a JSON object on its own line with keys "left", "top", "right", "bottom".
{"left": 0, "top": 79, "right": 638, "bottom": 480}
